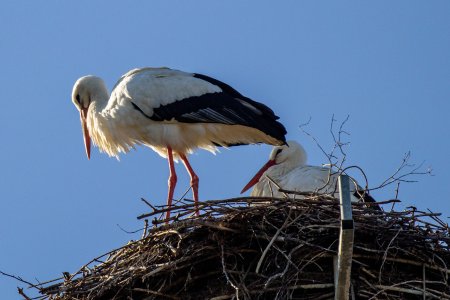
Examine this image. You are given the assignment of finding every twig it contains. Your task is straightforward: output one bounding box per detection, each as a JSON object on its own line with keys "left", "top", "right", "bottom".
{"left": 0, "top": 271, "right": 35, "bottom": 288}
{"left": 221, "top": 245, "right": 239, "bottom": 299}
{"left": 17, "top": 288, "right": 32, "bottom": 300}
{"left": 255, "top": 208, "right": 292, "bottom": 274}
{"left": 141, "top": 219, "right": 149, "bottom": 238}
{"left": 132, "top": 288, "right": 180, "bottom": 299}
{"left": 379, "top": 228, "right": 402, "bottom": 283}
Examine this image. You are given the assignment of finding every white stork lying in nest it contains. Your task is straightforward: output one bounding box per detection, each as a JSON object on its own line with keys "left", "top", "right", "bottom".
{"left": 71, "top": 67, "right": 287, "bottom": 221}
{"left": 241, "top": 140, "right": 378, "bottom": 208}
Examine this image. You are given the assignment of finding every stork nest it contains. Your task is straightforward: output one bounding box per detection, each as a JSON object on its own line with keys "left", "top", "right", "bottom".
{"left": 31, "top": 194, "right": 450, "bottom": 299}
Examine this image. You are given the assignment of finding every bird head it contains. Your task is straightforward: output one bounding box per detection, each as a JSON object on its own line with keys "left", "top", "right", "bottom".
{"left": 268, "top": 140, "right": 307, "bottom": 166}
{"left": 240, "top": 140, "right": 307, "bottom": 194}
{"left": 72, "top": 75, "right": 108, "bottom": 160}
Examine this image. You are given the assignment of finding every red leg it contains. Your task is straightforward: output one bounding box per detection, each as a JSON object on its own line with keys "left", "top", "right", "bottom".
{"left": 166, "top": 147, "right": 177, "bottom": 223}
{"left": 180, "top": 154, "right": 199, "bottom": 216}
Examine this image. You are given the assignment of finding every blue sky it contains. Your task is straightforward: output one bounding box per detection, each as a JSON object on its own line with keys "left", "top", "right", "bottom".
{"left": 1, "top": 1, "right": 449, "bottom": 298}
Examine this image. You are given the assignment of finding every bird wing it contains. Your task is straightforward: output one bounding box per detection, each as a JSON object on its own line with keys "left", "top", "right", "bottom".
{"left": 110, "top": 68, "right": 286, "bottom": 143}
{"left": 251, "top": 166, "right": 337, "bottom": 197}
{"left": 279, "top": 166, "right": 338, "bottom": 194}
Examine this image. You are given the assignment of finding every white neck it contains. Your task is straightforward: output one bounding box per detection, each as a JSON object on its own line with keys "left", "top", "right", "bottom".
{"left": 90, "top": 81, "right": 110, "bottom": 113}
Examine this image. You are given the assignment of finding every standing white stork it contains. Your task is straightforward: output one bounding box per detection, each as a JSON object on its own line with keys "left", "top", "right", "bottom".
{"left": 71, "top": 67, "right": 287, "bottom": 220}
{"left": 241, "top": 140, "right": 378, "bottom": 207}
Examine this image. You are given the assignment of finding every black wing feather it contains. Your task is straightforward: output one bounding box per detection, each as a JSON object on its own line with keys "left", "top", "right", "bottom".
{"left": 131, "top": 73, "right": 287, "bottom": 144}
{"left": 193, "top": 74, "right": 281, "bottom": 124}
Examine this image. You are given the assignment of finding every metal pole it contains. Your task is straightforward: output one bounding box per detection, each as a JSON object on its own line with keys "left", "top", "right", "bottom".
{"left": 334, "top": 175, "right": 355, "bottom": 300}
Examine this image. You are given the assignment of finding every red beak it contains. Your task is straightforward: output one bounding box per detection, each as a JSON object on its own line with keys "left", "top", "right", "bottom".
{"left": 80, "top": 107, "right": 91, "bottom": 160}
{"left": 240, "top": 159, "right": 276, "bottom": 194}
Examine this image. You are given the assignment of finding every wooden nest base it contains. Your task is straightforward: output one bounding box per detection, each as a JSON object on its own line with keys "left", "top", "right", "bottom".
{"left": 34, "top": 195, "right": 450, "bottom": 299}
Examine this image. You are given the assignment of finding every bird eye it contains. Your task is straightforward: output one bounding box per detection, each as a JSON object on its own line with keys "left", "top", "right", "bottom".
{"left": 275, "top": 148, "right": 283, "bottom": 155}
{"left": 76, "top": 94, "right": 81, "bottom": 104}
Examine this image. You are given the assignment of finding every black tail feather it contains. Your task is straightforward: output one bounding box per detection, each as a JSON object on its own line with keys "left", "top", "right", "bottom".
{"left": 354, "top": 191, "right": 382, "bottom": 211}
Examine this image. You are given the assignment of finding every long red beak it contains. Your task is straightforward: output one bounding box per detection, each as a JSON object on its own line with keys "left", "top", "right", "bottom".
{"left": 80, "top": 107, "right": 91, "bottom": 160}
{"left": 240, "top": 159, "right": 276, "bottom": 194}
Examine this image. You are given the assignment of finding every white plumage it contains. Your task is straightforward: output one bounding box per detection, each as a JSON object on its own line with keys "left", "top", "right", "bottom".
{"left": 72, "top": 67, "right": 287, "bottom": 221}
{"left": 241, "top": 140, "right": 376, "bottom": 205}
